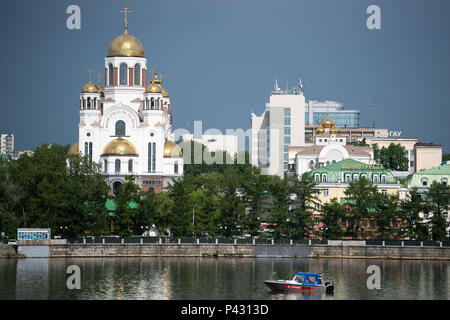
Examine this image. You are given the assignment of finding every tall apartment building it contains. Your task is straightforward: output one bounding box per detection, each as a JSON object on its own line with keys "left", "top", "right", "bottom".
{"left": 251, "top": 80, "right": 306, "bottom": 176}
{"left": 0, "top": 134, "right": 14, "bottom": 155}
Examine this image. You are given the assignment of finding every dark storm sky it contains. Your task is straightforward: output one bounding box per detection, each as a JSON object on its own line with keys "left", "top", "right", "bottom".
{"left": 0, "top": 0, "right": 449, "bottom": 152}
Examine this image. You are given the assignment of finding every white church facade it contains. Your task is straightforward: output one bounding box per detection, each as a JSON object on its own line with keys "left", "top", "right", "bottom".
{"left": 68, "top": 10, "right": 183, "bottom": 194}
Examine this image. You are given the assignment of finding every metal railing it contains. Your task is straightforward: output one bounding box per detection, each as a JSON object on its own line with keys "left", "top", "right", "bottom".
{"left": 65, "top": 237, "right": 449, "bottom": 247}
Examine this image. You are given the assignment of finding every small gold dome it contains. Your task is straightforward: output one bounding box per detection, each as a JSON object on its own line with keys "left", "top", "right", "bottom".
{"left": 107, "top": 30, "right": 144, "bottom": 57}
{"left": 330, "top": 127, "right": 339, "bottom": 134}
{"left": 161, "top": 87, "right": 169, "bottom": 98}
{"left": 145, "top": 82, "right": 162, "bottom": 94}
{"left": 68, "top": 142, "right": 79, "bottom": 156}
{"left": 322, "top": 115, "right": 334, "bottom": 129}
{"left": 316, "top": 126, "right": 325, "bottom": 134}
{"left": 97, "top": 85, "right": 105, "bottom": 97}
{"left": 164, "top": 139, "right": 183, "bottom": 158}
{"left": 82, "top": 81, "right": 99, "bottom": 93}
{"left": 102, "top": 138, "right": 139, "bottom": 156}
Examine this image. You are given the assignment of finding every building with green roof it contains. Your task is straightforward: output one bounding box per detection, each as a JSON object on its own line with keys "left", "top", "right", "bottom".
{"left": 306, "top": 159, "right": 405, "bottom": 239}
{"left": 405, "top": 163, "right": 450, "bottom": 189}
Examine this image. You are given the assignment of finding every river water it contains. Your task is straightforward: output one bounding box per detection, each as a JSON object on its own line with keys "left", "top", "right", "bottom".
{"left": 0, "top": 257, "right": 448, "bottom": 300}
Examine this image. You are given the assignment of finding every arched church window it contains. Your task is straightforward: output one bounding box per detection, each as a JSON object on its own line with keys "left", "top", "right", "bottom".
{"left": 119, "top": 63, "right": 128, "bottom": 85}
{"left": 87, "top": 97, "right": 91, "bottom": 109}
{"left": 104, "top": 159, "right": 108, "bottom": 173}
{"left": 115, "top": 159, "right": 121, "bottom": 173}
{"left": 128, "top": 159, "right": 133, "bottom": 172}
{"left": 134, "top": 64, "right": 140, "bottom": 85}
{"left": 151, "top": 98, "right": 154, "bottom": 110}
{"left": 115, "top": 120, "right": 126, "bottom": 136}
{"left": 109, "top": 64, "right": 114, "bottom": 86}
{"left": 174, "top": 161, "right": 179, "bottom": 174}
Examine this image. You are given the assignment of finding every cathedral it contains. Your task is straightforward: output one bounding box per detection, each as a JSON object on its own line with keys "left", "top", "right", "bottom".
{"left": 68, "top": 9, "right": 183, "bottom": 194}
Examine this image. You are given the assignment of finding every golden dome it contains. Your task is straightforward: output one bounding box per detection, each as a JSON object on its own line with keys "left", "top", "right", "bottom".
{"left": 164, "top": 139, "right": 183, "bottom": 158}
{"left": 68, "top": 142, "right": 79, "bottom": 156}
{"left": 330, "top": 127, "right": 339, "bottom": 134}
{"left": 107, "top": 30, "right": 144, "bottom": 57}
{"left": 81, "top": 80, "right": 99, "bottom": 93}
{"left": 161, "top": 87, "right": 169, "bottom": 98}
{"left": 316, "top": 126, "right": 325, "bottom": 134}
{"left": 145, "top": 82, "right": 162, "bottom": 94}
{"left": 102, "top": 138, "right": 139, "bottom": 156}
{"left": 322, "top": 115, "right": 334, "bottom": 129}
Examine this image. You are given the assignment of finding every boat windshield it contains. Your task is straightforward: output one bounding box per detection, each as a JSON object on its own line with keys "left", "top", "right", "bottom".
{"left": 294, "top": 275, "right": 303, "bottom": 283}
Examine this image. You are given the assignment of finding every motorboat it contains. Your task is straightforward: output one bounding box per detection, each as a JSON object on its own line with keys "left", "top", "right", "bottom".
{"left": 264, "top": 272, "right": 334, "bottom": 293}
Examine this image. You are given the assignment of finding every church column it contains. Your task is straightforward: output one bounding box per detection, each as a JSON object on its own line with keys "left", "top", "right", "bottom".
{"left": 105, "top": 68, "right": 108, "bottom": 87}
{"left": 114, "top": 68, "right": 118, "bottom": 86}
{"left": 129, "top": 68, "right": 134, "bottom": 87}
{"left": 142, "top": 69, "right": 146, "bottom": 87}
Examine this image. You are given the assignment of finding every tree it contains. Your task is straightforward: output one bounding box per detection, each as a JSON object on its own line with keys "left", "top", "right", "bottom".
{"left": 373, "top": 193, "right": 399, "bottom": 240}
{"left": 113, "top": 176, "right": 140, "bottom": 237}
{"left": 217, "top": 167, "right": 243, "bottom": 237}
{"left": 268, "top": 175, "right": 291, "bottom": 239}
{"left": 344, "top": 177, "right": 379, "bottom": 239}
{"left": 240, "top": 166, "right": 270, "bottom": 237}
{"left": 399, "top": 188, "right": 430, "bottom": 240}
{"left": 287, "top": 173, "right": 319, "bottom": 240}
{"left": 321, "top": 198, "right": 346, "bottom": 239}
{"left": 373, "top": 143, "right": 409, "bottom": 171}
{"left": 427, "top": 182, "right": 450, "bottom": 241}
{"left": 0, "top": 158, "right": 18, "bottom": 240}
{"left": 442, "top": 154, "right": 450, "bottom": 163}
{"left": 167, "top": 175, "right": 195, "bottom": 237}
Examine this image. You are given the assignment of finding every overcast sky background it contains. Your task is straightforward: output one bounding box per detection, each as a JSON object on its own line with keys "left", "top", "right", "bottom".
{"left": 1, "top": 0, "right": 449, "bottom": 152}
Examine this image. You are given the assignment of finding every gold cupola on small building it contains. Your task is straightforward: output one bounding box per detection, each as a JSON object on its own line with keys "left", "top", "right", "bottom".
{"left": 81, "top": 70, "right": 99, "bottom": 93}
{"left": 316, "top": 113, "right": 338, "bottom": 135}
{"left": 145, "top": 72, "right": 163, "bottom": 94}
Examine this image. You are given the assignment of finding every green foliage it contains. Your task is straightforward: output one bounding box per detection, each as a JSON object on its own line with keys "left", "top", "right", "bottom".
{"left": 373, "top": 193, "right": 399, "bottom": 240}
{"left": 287, "top": 174, "right": 318, "bottom": 240}
{"left": 373, "top": 143, "right": 409, "bottom": 171}
{"left": 343, "top": 177, "right": 379, "bottom": 238}
{"left": 4, "top": 144, "right": 109, "bottom": 238}
{"left": 442, "top": 154, "right": 450, "bottom": 163}
{"left": 399, "top": 188, "right": 430, "bottom": 241}
{"left": 321, "top": 198, "right": 346, "bottom": 239}
{"left": 427, "top": 182, "right": 450, "bottom": 241}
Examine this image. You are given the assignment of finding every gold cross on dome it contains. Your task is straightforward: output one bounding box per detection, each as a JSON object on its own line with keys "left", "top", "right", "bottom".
{"left": 88, "top": 69, "right": 92, "bottom": 82}
{"left": 97, "top": 73, "right": 101, "bottom": 85}
{"left": 121, "top": 6, "right": 133, "bottom": 31}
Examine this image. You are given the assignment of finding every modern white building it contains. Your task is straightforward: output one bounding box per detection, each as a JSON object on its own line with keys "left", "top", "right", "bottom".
{"left": 251, "top": 80, "right": 306, "bottom": 176}
{"left": 0, "top": 134, "right": 14, "bottom": 155}
{"left": 181, "top": 134, "right": 238, "bottom": 156}
{"left": 68, "top": 15, "right": 183, "bottom": 194}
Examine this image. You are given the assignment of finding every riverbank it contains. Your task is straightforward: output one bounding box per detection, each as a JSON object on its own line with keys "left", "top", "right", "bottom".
{"left": 0, "top": 244, "right": 20, "bottom": 258}
{"left": 8, "top": 242, "right": 450, "bottom": 260}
